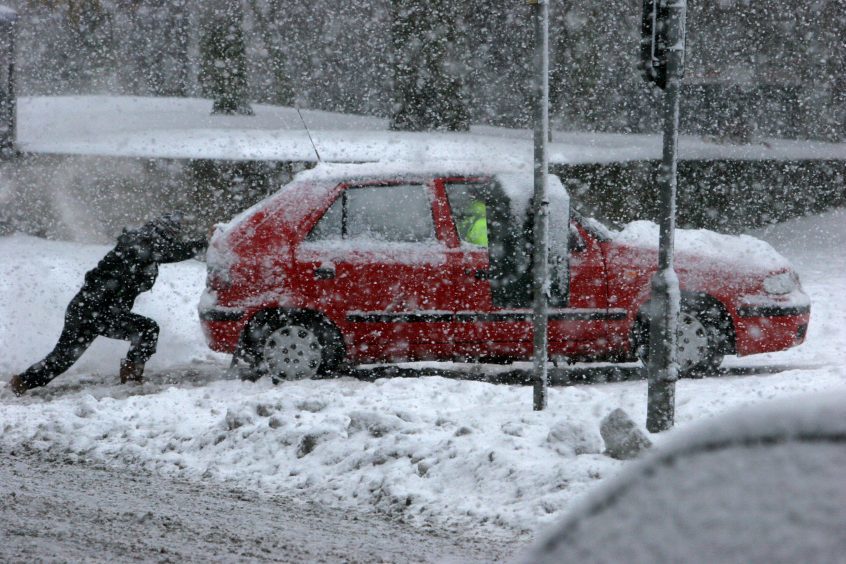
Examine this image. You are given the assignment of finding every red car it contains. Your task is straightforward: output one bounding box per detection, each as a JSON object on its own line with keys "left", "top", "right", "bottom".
{"left": 199, "top": 164, "right": 810, "bottom": 382}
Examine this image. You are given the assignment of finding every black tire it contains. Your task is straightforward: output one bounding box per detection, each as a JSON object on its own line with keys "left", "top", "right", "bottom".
{"left": 635, "top": 298, "right": 727, "bottom": 378}
{"left": 241, "top": 312, "right": 344, "bottom": 384}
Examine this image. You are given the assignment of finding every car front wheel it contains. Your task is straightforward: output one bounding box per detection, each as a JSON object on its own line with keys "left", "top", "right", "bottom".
{"left": 636, "top": 301, "right": 726, "bottom": 378}
{"left": 675, "top": 309, "right": 724, "bottom": 377}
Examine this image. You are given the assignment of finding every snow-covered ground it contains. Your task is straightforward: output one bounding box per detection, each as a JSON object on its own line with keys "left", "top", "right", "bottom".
{"left": 16, "top": 95, "right": 846, "bottom": 165}
{"left": 1, "top": 208, "right": 844, "bottom": 539}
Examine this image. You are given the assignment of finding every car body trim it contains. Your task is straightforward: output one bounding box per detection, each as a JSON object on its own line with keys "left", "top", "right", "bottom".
{"left": 346, "top": 309, "right": 628, "bottom": 323}
{"left": 736, "top": 304, "right": 811, "bottom": 318}
{"left": 199, "top": 308, "right": 247, "bottom": 322}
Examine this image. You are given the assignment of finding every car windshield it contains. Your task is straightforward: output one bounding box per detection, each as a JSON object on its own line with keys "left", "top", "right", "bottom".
{"left": 570, "top": 206, "right": 617, "bottom": 240}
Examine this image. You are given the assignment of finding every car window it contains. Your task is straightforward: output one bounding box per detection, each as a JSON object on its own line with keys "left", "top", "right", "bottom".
{"left": 445, "top": 180, "right": 534, "bottom": 306}
{"left": 307, "top": 183, "right": 435, "bottom": 243}
{"left": 307, "top": 194, "right": 343, "bottom": 241}
{"left": 445, "top": 183, "right": 488, "bottom": 246}
{"left": 571, "top": 207, "right": 613, "bottom": 241}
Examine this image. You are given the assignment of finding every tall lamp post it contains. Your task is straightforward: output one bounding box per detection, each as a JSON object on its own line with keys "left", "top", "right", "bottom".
{"left": 640, "top": 0, "right": 687, "bottom": 432}
{"left": 529, "top": 0, "right": 550, "bottom": 411}
{"left": 0, "top": 6, "right": 16, "bottom": 153}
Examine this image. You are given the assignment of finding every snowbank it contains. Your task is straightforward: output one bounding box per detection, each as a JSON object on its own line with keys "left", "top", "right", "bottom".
{"left": 0, "top": 375, "right": 623, "bottom": 535}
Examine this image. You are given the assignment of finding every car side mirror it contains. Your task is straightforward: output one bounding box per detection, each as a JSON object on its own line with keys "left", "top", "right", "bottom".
{"left": 569, "top": 226, "right": 587, "bottom": 253}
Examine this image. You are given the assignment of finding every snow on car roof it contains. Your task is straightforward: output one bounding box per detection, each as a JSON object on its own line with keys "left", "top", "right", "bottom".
{"left": 211, "top": 163, "right": 573, "bottom": 263}
{"left": 17, "top": 95, "right": 846, "bottom": 165}
{"left": 216, "top": 162, "right": 552, "bottom": 237}
{"left": 296, "top": 163, "right": 572, "bottom": 229}
{"left": 496, "top": 172, "right": 570, "bottom": 249}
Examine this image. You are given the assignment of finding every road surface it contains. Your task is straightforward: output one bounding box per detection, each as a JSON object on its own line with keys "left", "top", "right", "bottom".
{"left": 0, "top": 448, "right": 520, "bottom": 563}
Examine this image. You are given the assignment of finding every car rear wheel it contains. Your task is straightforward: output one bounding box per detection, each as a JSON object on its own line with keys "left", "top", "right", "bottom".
{"left": 261, "top": 324, "right": 325, "bottom": 382}
{"left": 636, "top": 301, "right": 725, "bottom": 378}
{"left": 242, "top": 313, "right": 344, "bottom": 384}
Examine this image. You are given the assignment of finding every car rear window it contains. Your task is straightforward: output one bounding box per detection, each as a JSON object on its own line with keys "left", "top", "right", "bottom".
{"left": 308, "top": 183, "right": 436, "bottom": 243}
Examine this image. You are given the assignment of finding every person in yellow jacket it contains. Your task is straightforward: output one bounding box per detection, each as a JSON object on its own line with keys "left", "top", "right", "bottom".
{"left": 461, "top": 200, "right": 488, "bottom": 246}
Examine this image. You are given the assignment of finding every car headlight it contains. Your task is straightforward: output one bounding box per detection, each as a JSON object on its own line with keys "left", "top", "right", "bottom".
{"left": 763, "top": 271, "right": 798, "bottom": 295}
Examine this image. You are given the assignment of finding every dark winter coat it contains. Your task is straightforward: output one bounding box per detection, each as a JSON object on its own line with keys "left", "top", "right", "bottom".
{"left": 78, "top": 224, "right": 206, "bottom": 311}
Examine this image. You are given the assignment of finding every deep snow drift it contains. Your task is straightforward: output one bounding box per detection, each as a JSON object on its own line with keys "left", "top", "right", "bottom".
{"left": 1, "top": 208, "right": 844, "bottom": 538}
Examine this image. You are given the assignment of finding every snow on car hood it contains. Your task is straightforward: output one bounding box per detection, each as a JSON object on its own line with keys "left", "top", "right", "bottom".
{"left": 612, "top": 220, "right": 792, "bottom": 273}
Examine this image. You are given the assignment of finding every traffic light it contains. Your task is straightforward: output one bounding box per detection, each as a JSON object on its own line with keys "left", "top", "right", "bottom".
{"left": 640, "top": 0, "right": 669, "bottom": 89}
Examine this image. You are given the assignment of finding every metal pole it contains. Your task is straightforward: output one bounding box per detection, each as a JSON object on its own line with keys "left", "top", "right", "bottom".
{"left": 0, "top": 11, "right": 16, "bottom": 153}
{"left": 8, "top": 15, "right": 16, "bottom": 150}
{"left": 645, "top": 0, "right": 686, "bottom": 432}
{"left": 529, "top": 0, "right": 550, "bottom": 411}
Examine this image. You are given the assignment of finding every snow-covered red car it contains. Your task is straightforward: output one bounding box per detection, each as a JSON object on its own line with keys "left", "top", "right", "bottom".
{"left": 199, "top": 163, "right": 810, "bottom": 382}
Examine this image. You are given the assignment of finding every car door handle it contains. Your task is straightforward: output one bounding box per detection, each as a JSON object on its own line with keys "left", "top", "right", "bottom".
{"left": 314, "top": 267, "right": 335, "bottom": 280}
{"left": 465, "top": 268, "right": 489, "bottom": 280}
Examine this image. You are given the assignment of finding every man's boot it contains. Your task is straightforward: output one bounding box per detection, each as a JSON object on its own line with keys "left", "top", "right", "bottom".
{"left": 119, "top": 359, "right": 145, "bottom": 384}
{"left": 6, "top": 374, "right": 28, "bottom": 397}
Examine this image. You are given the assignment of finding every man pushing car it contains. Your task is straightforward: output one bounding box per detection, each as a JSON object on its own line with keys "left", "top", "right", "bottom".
{"left": 6, "top": 212, "right": 206, "bottom": 396}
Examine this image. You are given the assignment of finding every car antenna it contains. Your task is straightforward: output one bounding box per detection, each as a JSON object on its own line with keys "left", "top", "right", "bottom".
{"left": 295, "top": 104, "right": 322, "bottom": 163}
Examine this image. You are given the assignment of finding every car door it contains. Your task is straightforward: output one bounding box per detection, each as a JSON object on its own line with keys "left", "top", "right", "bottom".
{"left": 438, "top": 178, "right": 536, "bottom": 357}
{"left": 548, "top": 219, "right": 615, "bottom": 358}
{"left": 439, "top": 177, "right": 612, "bottom": 359}
{"left": 295, "top": 181, "right": 457, "bottom": 361}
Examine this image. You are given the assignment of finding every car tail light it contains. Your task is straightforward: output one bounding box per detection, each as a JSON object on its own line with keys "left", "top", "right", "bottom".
{"left": 208, "top": 266, "right": 232, "bottom": 291}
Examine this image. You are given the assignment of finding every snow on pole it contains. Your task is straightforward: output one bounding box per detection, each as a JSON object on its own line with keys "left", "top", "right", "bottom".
{"left": 529, "top": 0, "right": 550, "bottom": 411}
{"left": 644, "top": 0, "right": 686, "bottom": 432}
